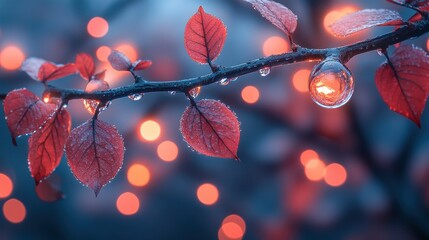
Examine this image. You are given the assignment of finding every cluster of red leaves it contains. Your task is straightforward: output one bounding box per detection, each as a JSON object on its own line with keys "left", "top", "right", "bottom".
{"left": 5, "top": 53, "right": 134, "bottom": 196}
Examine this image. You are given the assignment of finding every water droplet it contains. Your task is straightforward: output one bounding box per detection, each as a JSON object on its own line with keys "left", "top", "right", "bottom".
{"left": 189, "top": 86, "right": 201, "bottom": 98}
{"left": 309, "top": 59, "right": 354, "bottom": 109}
{"left": 219, "top": 78, "right": 230, "bottom": 86}
{"left": 259, "top": 67, "right": 271, "bottom": 77}
{"left": 128, "top": 93, "right": 143, "bottom": 101}
{"left": 229, "top": 77, "right": 239, "bottom": 82}
{"left": 99, "top": 101, "right": 111, "bottom": 112}
{"left": 62, "top": 103, "right": 68, "bottom": 109}
{"left": 83, "top": 99, "right": 99, "bottom": 114}
{"left": 83, "top": 79, "right": 110, "bottom": 114}
{"left": 377, "top": 49, "right": 384, "bottom": 56}
{"left": 168, "top": 91, "right": 176, "bottom": 95}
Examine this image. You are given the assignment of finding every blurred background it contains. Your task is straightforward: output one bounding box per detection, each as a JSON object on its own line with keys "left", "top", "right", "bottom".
{"left": 0, "top": 0, "right": 429, "bottom": 239}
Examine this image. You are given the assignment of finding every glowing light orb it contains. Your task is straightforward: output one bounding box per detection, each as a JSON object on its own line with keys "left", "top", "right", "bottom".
{"left": 305, "top": 159, "right": 326, "bottom": 181}
{"left": 0, "top": 46, "right": 25, "bottom": 71}
{"left": 157, "top": 141, "right": 178, "bottom": 162}
{"left": 324, "top": 163, "right": 347, "bottom": 187}
{"left": 262, "top": 36, "right": 290, "bottom": 56}
{"left": 96, "top": 46, "right": 111, "bottom": 62}
{"left": 241, "top": 86, "right": 260, "bottom": 104}
{"left": 87, "top": 17, "right": 109, "bottom": 38}
{"left": 0, "top": 173, "right": 13, "bottom": 198}
{"left": 3, "top": 199, "right": 26, "bottom": 223}
{"left": 116, "top": 192, "right": 139, "bottom": 215}
{"left": 292, "top": 69, "right": 311, "bottom": 93}
{"left": 139, "top": 120, "right": 161, "bottom": 141}
{"left": 300, "top": 149, "right": 319, "bottom": 166}
{"left": 197, "top": 183, "right": 219, "bottom": 205}
{"left": 220, "top": 214, "right": 246, "bottom": 239}
{"left": 127, "top": 164, "right": 150, "bottom": 187}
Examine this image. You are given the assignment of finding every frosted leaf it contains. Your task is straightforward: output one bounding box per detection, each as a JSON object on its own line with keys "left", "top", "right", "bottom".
{"left": 329, "top": 9, "right": 404, "bottom": 37}
{"left": 180, "top": 99, "right": 240, "bottom": 159}
{"left": 375, "top": 45, "right": 429, "bottom": 127}
{"left": 21, "top": 57, "right": 46, "bottom": 80}
{"left": 65, "top": 119, "right": 124, "bottom": 196}
{"left": 244, "top": 0, "right": 297, "bottom": 35}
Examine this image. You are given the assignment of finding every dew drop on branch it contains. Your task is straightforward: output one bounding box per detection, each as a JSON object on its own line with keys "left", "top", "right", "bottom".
{"left": 309, "top": 59, "right": 354, "bottom": 108}
{"left": 189, "top": 87, "right": 201, "bottom": 98}
{"left": 219, "top": 78, "right": 230, "bottom": 86}
{"left": 259, "top": 67, "right": 271, "bottom": 77}
{"left": 168, "top": 91, "right": 176, "bottom": 95}
{"left": 128, "top": 93, "right": 143, "bottom": 101}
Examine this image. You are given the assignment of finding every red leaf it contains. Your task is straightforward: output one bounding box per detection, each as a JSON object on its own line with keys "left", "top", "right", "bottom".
{"left": 375, "top": 45, "right": 429, "bottom": 127}
{"left": 21, "top": 57, "right": 47, "bottom": 80}
{"left": 28, "top": 108, "right": 71, "bottom": 184}
{"left": 3, "top": 89, "right": 56, "bottom": 145}
{"left": 180, "top": 99, "right": 240, "bottom": 159}
{"left": 38, "top": 62, "right": 77, "bottom": 82}
{"left": 35, "top": 177, "right": 64, "bottom": 202}
{"left": 76, "top": 53, "right": 95, "bottom": 81}
{"left": 132, "top": 60, "right": 152, "bottom": 71}
{"left": 184, "top": 6, "right": 227, "bottom": 64}
{"left": 330, "top": 9, "right": 404, "bottom": 37}
{"left": 244, "top": 0, "right": 297, "bottom": 35}
{"left": 108, "top": 50, "right": 132, "bottom": 71}
{"left": 65, "top": 119, "right": 124, "bottom": 195}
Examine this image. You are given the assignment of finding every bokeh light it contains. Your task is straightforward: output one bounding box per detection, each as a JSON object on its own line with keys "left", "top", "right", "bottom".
{"left": 0, "top": 46, "right": 25, "bottom": 71}
{"left": 115, "top": 43, "right": 138, "bottom": 62}
{"left": 157, "top": 140, "right": 178, "bottom": 162}
{"left": 96, "top": 46, "right": 111, "bottom": 62}
{"left": 3, "top": 199, "right": 26, "bottom": 223}
{"left": 220, "top": 214, "right": 246, "bottom": 239}
{"left": 139, "top": 120, "right": 161, "bottom": 141}
{"left": 0, "top": 173, "right": 13, "bottom": 198}
{"left": 324, "top": 6, "right": 358, "bottom": 34}
{"left": 300, "top": 149, "right": 319, "bottom": 166}
{"left": 305, "top": 159, "right": 326, "bottom": 181}
{"left": 127, "top": 164, "right": 150, "bottom": 187}
{"left": 292, "top": 69, "right": 311, "bottom": 93}
{"left": 324, "top": 163, "right": 347, "bottom": 187}
{"left": 87, "top": 17, "right": 109, "bottom": 38}
{"left": 241, "top": 86, "right": 260, "bottom": 104}
{"left": 116, "top": 192, "right": 140, "bottom": 215}
{"left": 427, "top": 38, "right": 429, "bottom": 52}
{"left": 262, "top": 36, "right": 290, "bottom": 56}
{"left": 197, "top": 183, "right": 219, "bottom": 206}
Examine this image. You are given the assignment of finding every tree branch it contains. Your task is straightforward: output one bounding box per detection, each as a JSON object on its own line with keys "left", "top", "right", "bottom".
{"left": 36, "top": 18, "right": 429, "bottom": 103}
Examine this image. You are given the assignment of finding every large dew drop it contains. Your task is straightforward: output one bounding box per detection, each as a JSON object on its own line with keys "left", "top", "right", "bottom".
{"left": 309, "top": 59, "right": 354, "bottom": 108}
